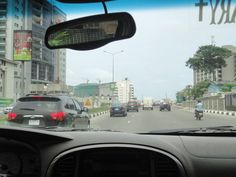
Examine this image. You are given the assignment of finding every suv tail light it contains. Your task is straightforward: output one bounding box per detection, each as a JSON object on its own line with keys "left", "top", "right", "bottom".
{"left": 7, "top": 112, "right": 17, "bottom": 121}
{"left": 50, "top": 112, "right": 66, "bottom": 121}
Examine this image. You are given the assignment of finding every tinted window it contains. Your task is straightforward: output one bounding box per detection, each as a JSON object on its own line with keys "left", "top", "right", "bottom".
{"left": 65, "top": 98, "right": 76, "bottom": 110}
{"left": 14, "top": 101, "right": 59, "bottom": 112}
{"left": 73, "top": 100, "right": 82, "bottom": 111}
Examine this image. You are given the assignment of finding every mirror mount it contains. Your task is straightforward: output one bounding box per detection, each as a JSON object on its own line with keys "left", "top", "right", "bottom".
{"left": 102, "top": 1, "right": 108, "bottom": 14}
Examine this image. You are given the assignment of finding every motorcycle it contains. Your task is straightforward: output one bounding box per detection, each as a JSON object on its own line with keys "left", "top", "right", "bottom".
{"left": 195, "top": 111, "right": 203, "bottom": 120}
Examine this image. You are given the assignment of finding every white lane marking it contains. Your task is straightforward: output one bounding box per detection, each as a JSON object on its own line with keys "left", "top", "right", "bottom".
{"left": 128, "top": 120, "right": 131, "bottom": 124}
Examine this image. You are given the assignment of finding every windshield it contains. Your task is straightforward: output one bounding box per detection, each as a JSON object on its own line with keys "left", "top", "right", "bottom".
{"left": 1, "top": 0, "right": 236, "bottom": 133}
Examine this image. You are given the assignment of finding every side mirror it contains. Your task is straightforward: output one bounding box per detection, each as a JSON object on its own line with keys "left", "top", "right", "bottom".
{"left": 82, "top": 107, "right": 89, "bottom": 113}
{"left": 45, "top": 12, "right": 136, "bottom": 50}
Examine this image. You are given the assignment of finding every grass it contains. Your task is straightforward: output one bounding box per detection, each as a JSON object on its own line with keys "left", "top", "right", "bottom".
{"left": 88, "top": 106, "right": 109, "bottom": 114}
{"left": 0, "top": 114, "right": 7, "bottom": 125}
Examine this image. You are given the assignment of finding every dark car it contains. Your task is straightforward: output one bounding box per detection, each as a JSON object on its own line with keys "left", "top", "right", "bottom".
{"left": 159, "top": 102, "right": 171, "bottom": 111}
{"left": 110, "top": 102, "right": 127, "bottom": 117}
{"left": 127, "top": 101, "right": 139, "bottom": 112}
{"left": 7, "top": 95, "right": 90, "bottom": 128}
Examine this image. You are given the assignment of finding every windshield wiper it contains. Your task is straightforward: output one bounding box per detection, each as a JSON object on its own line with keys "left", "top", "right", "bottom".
{"left": 143, "top": 126, "right": 236, "bottom": 135}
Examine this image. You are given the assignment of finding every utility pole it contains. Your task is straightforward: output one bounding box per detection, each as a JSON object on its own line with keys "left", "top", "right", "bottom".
{"left": 211, "top": 35, "right": 215, "bottom": 46}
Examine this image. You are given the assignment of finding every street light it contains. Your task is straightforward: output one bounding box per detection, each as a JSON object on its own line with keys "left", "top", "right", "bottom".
{"left": 104, "top": 50, "right": 124, "bottom": 82}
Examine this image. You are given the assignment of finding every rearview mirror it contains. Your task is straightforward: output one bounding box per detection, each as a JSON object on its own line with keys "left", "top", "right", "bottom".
{"left": 45, "top": 12, "right": 136, "bottom": 50}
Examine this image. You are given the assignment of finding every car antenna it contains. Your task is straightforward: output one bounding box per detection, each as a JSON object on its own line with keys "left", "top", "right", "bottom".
{"left": 102, "top": 0, "right": 108, "bottom": 14}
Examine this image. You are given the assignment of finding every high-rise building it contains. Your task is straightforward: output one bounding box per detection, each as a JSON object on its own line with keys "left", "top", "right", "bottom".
{"left": 193, "top": 45, "right": 236, "bottom": 85}
{"left": 0, "top": 0, "right": 66, "bottom": 101}
{"left": 52, "top": 6, "right": 66, "bottom": 84}
{"left": 116, "top": 78, "right": 134, "bottom": 103}
{"left": 0, "top": 0, "right": 28, "bottom": 100}
{"left": 29, "top": 0, "right": 61, "bottom": 84}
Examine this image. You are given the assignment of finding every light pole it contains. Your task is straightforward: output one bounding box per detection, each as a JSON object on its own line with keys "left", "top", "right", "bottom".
{"left": 104, "top": 50, "right": 123, "bottom": 82}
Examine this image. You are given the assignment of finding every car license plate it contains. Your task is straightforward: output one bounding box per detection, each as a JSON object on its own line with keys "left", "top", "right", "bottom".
{"left": 28, "top": 120, "right": 40, "bottom": 126}
{"left": 115, "top": 108, "right": 119, "bottom": 111}
{"left": 131, "top": 106, "right": 134, "bottom": 107}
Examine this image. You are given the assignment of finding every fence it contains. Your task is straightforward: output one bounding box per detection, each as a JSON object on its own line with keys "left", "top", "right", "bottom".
{"left": 181, "top": 95, "right": 225, "bottom": 111}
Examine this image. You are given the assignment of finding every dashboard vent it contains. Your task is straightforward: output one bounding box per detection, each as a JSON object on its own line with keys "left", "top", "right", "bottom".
{"left": 156, "top": 155, "right": 180, "bottom": 177}
{"left": 50, "top": 148, "right": 182, "bottom": 177}
{"left": 52, "top": 155, "right": 76, "bottom": 177}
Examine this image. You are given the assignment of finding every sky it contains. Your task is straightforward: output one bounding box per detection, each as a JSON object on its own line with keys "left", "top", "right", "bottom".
{"left": 52, "top": 0, "right": 236, "bottom": 100}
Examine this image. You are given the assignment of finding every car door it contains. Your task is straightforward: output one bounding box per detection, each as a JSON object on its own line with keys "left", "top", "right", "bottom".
{"left": 73, "top": 99, "right": 82, "bottom": 116}
{"left": 64, "top": 98, "right": 78, "bottom": 118}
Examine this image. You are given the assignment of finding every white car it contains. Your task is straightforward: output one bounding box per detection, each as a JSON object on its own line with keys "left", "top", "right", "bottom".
{"left": 3, "top": 106, "right": 13, "bottom": 114}
{"left": 3, "top": 104, "right": 15, "bottom": 114}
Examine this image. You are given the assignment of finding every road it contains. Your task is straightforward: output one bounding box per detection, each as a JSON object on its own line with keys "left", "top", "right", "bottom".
{"left": 90, "top": 107, "right": 236, "bottom": 133}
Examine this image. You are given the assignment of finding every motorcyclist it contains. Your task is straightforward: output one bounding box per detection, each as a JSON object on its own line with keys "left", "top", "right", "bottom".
{"left": 195, "top": 100, "right": 204, "bottom": 119}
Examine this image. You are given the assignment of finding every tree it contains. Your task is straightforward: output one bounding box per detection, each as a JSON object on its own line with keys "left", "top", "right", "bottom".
{"left": 176, "top": 85, "right": 192, "bottom": 102}
{"left": 186, "top": 45, "right": 232, "bottom": 81}
{"left": 220, "top": 83, "right": 236, "bottom": 92}
{"left": 191, "top": 81, "right": 210, "bottom": 99}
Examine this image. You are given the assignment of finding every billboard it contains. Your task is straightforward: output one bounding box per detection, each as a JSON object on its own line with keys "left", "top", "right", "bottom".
{"left": 13, "top": 30, "right": 32, "bottom": 61}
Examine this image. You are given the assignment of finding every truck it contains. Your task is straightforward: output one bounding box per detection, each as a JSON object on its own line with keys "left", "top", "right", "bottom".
{"left": 142, "top": 97, "right": 154, "bottom": 110}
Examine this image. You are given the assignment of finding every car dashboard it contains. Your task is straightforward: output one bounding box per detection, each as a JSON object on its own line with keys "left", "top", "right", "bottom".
{"left": 0, "top": 127, "right": 236, "bottom": 177}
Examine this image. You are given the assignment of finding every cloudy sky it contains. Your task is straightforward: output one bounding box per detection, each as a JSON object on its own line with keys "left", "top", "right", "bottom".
{"left": 53, "top": 0, "right": 236, "bottom": 100}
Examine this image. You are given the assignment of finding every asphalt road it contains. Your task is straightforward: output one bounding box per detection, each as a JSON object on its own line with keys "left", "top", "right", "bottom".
{"left": 90, "top": 107, "right": 236, "bottom": 133}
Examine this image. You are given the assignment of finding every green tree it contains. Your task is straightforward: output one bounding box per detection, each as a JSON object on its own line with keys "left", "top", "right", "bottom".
{"left": 176, "top": 85, "right": 192, "bottom": 102}
{"left": 186, "top": 45, "right": 232, "bottom": 81}
{"left": 191, "top": 81, "right": 210, "bottom": 99}
{"left": 220, "top": 83, "right": 236, "bottom": 92}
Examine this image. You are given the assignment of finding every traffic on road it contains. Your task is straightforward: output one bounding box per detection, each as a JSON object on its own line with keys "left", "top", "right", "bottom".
{"left": 2, "top": 93, "right": 236, "bottom": 133}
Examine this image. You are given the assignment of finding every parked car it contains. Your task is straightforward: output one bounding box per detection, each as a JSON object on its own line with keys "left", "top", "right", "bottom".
{"left": 3, "top": 103, "right": 16, "bottom": 114}
{"left": 127, "top": 101, "right": 139, "bottom": 112}
{"left": 110, "top": 102, "right": 127, "bottom": 117}
{"left": 7, "top": 95, "right": 90, "bottom": 128}
{"left": 143, "top": 97, "right": 154, "bottom": 110}
{"left": 160, "top": 102, "right": 171, "bottom": 111}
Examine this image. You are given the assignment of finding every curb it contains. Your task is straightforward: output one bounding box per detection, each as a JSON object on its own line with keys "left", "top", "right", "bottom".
{"left": 175, "top": 106, "right": 236, "bottom": 117}
{"left": 204, "top": 110, "right": 236, "bottom": 116}
{"left": 89, "top": 110, "right": 109, "bottom": 119}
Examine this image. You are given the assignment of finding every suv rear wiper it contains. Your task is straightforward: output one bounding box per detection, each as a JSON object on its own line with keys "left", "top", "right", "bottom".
{"left": 20, "top": 108, "right": 35, "bottom": 111}
{"left": 143, "top": 126, "right": 236, "bottom": 135}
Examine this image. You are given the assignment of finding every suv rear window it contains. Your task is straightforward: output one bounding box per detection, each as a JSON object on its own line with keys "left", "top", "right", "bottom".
{"left": 128, "top": 102, "right": 137, "bottom": 105}
{"left": 14, "top": 97, "right": 61, "bottom": 112}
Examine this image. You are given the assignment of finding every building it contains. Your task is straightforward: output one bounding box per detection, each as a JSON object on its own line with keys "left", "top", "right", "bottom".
{"left": 116, "top": 78, "right": 134, "bottom": 103}
{"left": 193, "top": 45, "right": 236, "bottom": 85}
{"left": 74, "top": 83, "right": 99, "bottom": 98}
{"left": 52, "top": 6, "right": 66, "bottom": 84}
{"left": 99, "top": 82, "right": 117, "bottom": 98}
{"left": 29, "top": 0, "right": 66, "bottom": 84}
{"left": 30, "top": 83, "right": 73, "bottom": 95}
{"left": 0, "top": 0, "right": 29, "bottom": 100}
{"left": 0, "top": 58, "right": 17, "bottom": 98}
{"left": 0, "top": 0, "right": 66, "bottom": 100}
